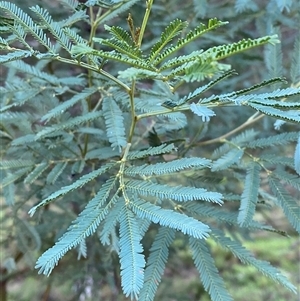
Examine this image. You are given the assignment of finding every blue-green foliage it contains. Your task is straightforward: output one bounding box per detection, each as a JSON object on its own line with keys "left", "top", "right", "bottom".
{"left": 139, "top": 227, "right": 175, "bottom": 300}
{"left": 190, "top": 237, "right": 233, "bottom": 301}
{"left": 1, "top": 1, "right": 299, "bottom": 300}
{"left": 119, "top": 202, "right": 145, "bottom": 299}
{"left": 238, "top": 162, "right": 261, "bottom": 226}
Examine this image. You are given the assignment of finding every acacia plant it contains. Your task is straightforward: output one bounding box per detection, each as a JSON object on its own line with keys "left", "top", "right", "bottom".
{"left": 0, "top": 0, "right": 299, "bottom": 300}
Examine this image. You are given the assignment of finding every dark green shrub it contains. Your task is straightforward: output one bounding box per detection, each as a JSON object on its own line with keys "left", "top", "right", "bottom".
{"left": 1, "top": 1, "right": 299, "bottom": 300}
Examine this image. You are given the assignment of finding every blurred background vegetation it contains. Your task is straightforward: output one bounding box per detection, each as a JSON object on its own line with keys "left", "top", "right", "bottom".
{"left": 1, "top": 0, "right": 299, "bottom": 300}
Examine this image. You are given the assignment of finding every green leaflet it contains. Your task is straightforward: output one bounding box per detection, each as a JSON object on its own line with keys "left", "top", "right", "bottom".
{"left": 1, "top": 167, "right": 32, "bottom": 188}
{"left": 0, "top": 159, "right": 35, "bottom": 170}
{"left": 100, "top": 198, "right": 124, "bottom": 245}
{"left": 186, "top": 201, "right": 287, "bottom": 235}
{"left": 30, "top": 5, "right": 72, "bottom": 53}
{"left": 149, "top": 19, "right": 188, "bottom": 62}
{"left": 290, "top": 34, "right": 300, "bottom": 84}
{"left": 118, "top": 68, "right": 165, "bottom": 80}
{"left": 154, "top": 18, "right": 228, "bottom": 65}
{"left": 274, "top": 169, "right": 300, "bottom": 191}
{"left": 97, "top": 0, "right": 141, "bottom": 24}
{"left": 1, "top": 1, "right": 299, "bottom": 299}
{"left": 180, "top": 70, "right": 237, "bottom": 104}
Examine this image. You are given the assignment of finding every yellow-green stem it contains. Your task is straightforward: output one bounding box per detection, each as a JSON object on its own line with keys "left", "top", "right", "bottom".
{"left": 137, "top": 0, "right": 154, "bottom": 47}
{"left": 128, "top": 80, "right": 137, "bottom": 143}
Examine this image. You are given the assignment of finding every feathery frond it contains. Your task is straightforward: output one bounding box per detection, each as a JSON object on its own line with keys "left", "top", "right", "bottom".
{"left": 0, "top": 49, "right": 33, "bottom": 63}
{"left": 102, "top": 96, "right": 127, "bottom": 151}
{"left": 248, "top": 103, "right": 300, "bottom": 123}
{"left": 30, "top": 5, "right": 72, "bottom": 52}
{"left": 35, "top": 111, "right": 103, "bottom": 140}
{"left": 46, "top": 162, "right": 68, "bottom": 185}
{"left": 35, "top": 177, "right": 117, "bottom": 276}
{"left": 154, "top": 18, "right": 228, "bottom": 65}
{"left": 246, "top": 131, "right": 299, "bottom": 149}
{"left": 119, "top": 204, "right": 145, "bottom": 300}
{"left": 125, "top": 157, "right": 211, "bottom": 177}
{"left": 190, "top": 103, "right": 216, "bottom": 122}
{"left": 100, "top": 198, "right": 124, "bottom": 245}
{"left": 290, "top": 34, "right": 300, "bottom": 84}
{"left": 24, "top": 162, "right": 49, "bottom": 184}
{"left": 127, "top": 144, "right": 176, "bottom": 160}
{"left": 190, "top": 237, "right": 233, "bottom": 301}
{"left": 268, "top": 176, "right": 300, "bottom": 233}
{"left": 212, "top": 229, "right": 297, "bottom": 293}
{"left": 0, "top": 1, "right": 55, "bottom": 51}
{"left": 41, "top": 87, "right": 99, "bottom": 122}
{"left": 1, "top": 167, "right": 32, "bottom": 188}
{"left": 149, "top": 19, "right": 188, "bottom": 62}
{"left": 139, "top": 227, "right": 176, "bottom": 301}
{"left": 130, "top": 198, "right": 211, "bottom": 239}
{"left": 98, "top": 0, "right": 142, "bottom": 24}
{"left": 126, "top": 180, "right": 223, "bottom": 204}
{"left": 211, "top": 148, "right": 244, "bottom": 171}
{"left": 238, "top": 162, "right": 261, "bottom": 226}
{"left": 28, "top": 163, "right": 115, "bottom": 215}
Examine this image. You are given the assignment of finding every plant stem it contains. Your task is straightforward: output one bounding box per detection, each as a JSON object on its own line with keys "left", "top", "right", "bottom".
{"left": 137, "top": 0, "right": 154, "bottom": 47}
{"left": 83, "top": 7, "right": 102, "bottom": 157}
{"left": 128, "top": 80, "right": 137, "bottom": 143}
{"left": 55, "top": 56, "right": 130, "bottom": 92}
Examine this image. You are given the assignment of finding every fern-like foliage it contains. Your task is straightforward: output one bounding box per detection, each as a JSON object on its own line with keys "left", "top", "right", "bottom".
{"left": 238, "top": 162, "right": 261, "bottom": 226}
{"left": 34, "top": 177, "right": 118, "bottom": 275}
{"left": 190, "top": 237, "right": 233, "bottom": 301}
{"left": 119, "top": 202, "right": 145, "bottom": 300}
{"left": 1, "top": 1, "right": 299, "bottom": 301}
